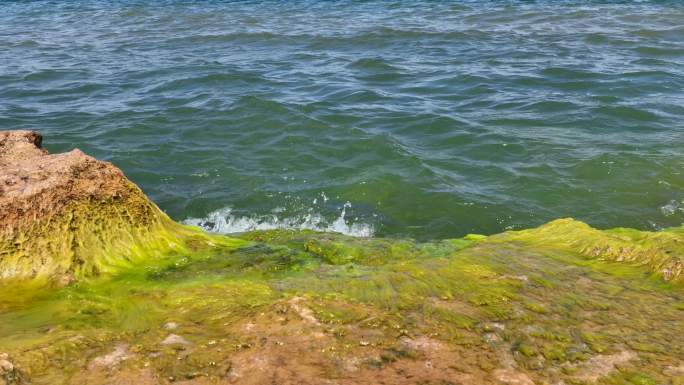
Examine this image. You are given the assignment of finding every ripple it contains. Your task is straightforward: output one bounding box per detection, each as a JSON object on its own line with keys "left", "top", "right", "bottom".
{"left": 347, "top": 57, "right": 400, "bottom": 72}
{"left": 165, "top": 31, "right": 281, "bottom": 46}
{"left": 540, "top": 67, "right": 602, "bottom": 80}
{"left": 22, "top": 69, "right": 87, "bottom": 82}
{"left": 1, "top": 0, "right": 684, "bottom": 239}
{"left": 145, "top": 72, "right": 266, "bottom": 93}
{"left": 634, "top": 46, "right": 684, "bottom": 57}
{"left": 593, "top": 105, "right": 661, "bottom": 122}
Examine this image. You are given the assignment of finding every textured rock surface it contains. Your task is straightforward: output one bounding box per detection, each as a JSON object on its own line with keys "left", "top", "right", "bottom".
{"left": 0, "top": 130, "right": 198, "bottom": 282}
{"left": 505, "top": 218, "right": 684, "bottom": 283}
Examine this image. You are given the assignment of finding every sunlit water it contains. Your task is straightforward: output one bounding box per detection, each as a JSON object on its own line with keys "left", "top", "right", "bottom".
{"left": 2, "top": 1, "right": 684, "bottom": 239}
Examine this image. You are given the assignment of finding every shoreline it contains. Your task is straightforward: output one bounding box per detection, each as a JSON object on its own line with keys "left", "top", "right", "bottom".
{"left": 1, "top": 131, "right": 682, "bottom": 385}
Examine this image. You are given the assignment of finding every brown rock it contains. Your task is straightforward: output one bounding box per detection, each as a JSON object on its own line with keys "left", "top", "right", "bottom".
{"left": 0, "top": 130, "right": 193, "bottom": 282}
{"left": 0, "top": 352, "right": 21, "bottom": 385}
{"left": 493, "top": 368, "right": 536, "bottom": 385}
{"left": 88, "top": 344, "right": 131, "bottom": 370}
{"left": 161, "top": 334, "right": 192, "bottom": 347}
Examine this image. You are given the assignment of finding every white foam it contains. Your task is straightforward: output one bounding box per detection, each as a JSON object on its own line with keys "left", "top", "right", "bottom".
{"left": 660, "top": 199, "right": 683, "bottom": 217}
{"left": 183, "top": 202, "right": 374, "bottom": 237}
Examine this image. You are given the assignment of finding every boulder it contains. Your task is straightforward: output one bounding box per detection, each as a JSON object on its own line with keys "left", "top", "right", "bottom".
{"left": 0, "top": 130, "right": 198, "bottom": 282}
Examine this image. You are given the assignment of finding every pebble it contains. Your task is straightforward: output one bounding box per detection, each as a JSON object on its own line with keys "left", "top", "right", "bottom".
{"left": 483, "top": 333, "right": 502, "bottom": 343}
{"left": 161, "top": 334, "right": 192, "bottom": 346}
{"left": 0, "top": 354, "right": 14, "bottom": 373}
{"left": 163, "top": 322, "right": 179, "bottom": 330}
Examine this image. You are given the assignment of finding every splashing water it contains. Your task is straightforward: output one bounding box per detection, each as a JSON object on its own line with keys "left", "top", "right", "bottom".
{"left": 184, "top": 202, "right": 374, "bottom": 237}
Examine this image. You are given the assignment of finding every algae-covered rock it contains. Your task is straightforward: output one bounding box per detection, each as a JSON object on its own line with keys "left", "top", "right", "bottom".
{"left": 504, "top": 218, "right": 684, "bottom": 283}
{"left": 0, "top": 130, "right": 221, "bottom": 282}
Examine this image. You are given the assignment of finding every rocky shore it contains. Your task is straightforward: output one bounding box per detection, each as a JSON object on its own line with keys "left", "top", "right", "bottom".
{"left": 0, "top": 131, "right": 236, "bottom": 284}
{"left": 0, "top": 131, "right": 682, "bottom": 385}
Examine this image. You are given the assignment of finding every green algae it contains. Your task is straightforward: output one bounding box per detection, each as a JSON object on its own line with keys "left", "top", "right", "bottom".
{"left": 504, "top": 218, "right": 684, "bottom": 283}
{"left": 1, "top": 219, "right": 683, "bottom": 384}
{"left": 0, "top": 181, "right": 245, "bottom": 283}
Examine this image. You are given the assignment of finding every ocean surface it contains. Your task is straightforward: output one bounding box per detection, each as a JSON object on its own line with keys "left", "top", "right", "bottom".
{"left": 1, "top": 1, "right": 684, "bottom": 240}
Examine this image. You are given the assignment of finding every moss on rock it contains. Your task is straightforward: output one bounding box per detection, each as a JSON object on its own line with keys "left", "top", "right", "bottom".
{"left": 501, "top": 218, "right": 684, "bottom": 283}
{"left": 0, "top": 130, "right": 243, "bottom": 283}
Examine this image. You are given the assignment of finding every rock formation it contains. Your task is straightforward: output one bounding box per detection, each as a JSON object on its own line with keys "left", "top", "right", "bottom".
{"left": 0, "top": 130, "right": 204, "bottom": 283}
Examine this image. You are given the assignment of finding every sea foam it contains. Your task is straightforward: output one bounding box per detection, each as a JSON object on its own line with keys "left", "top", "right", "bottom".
{"left": 183, "top": 202, "right": 374, "bottom": 237}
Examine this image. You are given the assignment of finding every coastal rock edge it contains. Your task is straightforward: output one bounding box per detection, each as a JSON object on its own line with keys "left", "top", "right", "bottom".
{"left": 0, "top": 130, "right": 209, "bottom": 282}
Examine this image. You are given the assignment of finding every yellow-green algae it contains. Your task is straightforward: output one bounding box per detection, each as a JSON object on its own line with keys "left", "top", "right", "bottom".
{"left": 0, "top": 219, "right": 683, "bottom": 384}
{"left": 0, "top": 183, "right": 245, "bottom": 282}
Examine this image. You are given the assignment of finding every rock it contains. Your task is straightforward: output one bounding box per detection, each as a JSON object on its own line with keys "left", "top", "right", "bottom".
{"left": 568, "top": 350, "right": 637, "bottom": 383}
{"left": 663, "top": 364, "right": 684, "bottom": 377}
{"left": 0, "top": 353, "right": 20, "bottom": 385}
{"left": 0, "top": 130, "right": 200, "bottom": 282}
{"left": 287, "top": 296, "right": 320, "bottom": 325}
{"left": 481, "top": 322, "right": 506, "bottom": 332}
{"left": 483, "top": 333, "right": 502, "bottom": 343}
{"left": 89, "top": 344, "right": 130, "bottom": 370}
{"left": 493, "top": 368, "right": 536, "bottom": 385}
{"left": 513, "top": 218, "right": 683, "bottom": 282}
{"left": 161, "top": 334, "right": 192, "bottom": 346}
{"left": 0, "top": 353, "right": 14, "bottom": 373}
{"left": 163, "top": 322, "right": 179, "bottom": 330}
{"left": 399, "top": 336, "right": 445, "bottom": 354}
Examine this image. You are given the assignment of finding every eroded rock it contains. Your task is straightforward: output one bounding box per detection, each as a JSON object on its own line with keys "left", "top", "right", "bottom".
{"left": 161, "top": 334, "right": 192, "bottom": 347}
{"left": 493, "top": 368, "right": 536, "bottom": 385}
{"left": 163, "top": 322, "right": 179, "bottom": 330}
{"left": 287, "top": 296, "right": 320, "bottom": 325}
{"left": 0, "top": 353, "right": 20, "bottom": 385}
{"left": 0, "top": 130, "right": 203, "bottom": 282}
{"left": 88, "top": 344, "right": 131, "bottom": 370}
{"left": 569, "top": 350, "right": 637, "bottom": 383}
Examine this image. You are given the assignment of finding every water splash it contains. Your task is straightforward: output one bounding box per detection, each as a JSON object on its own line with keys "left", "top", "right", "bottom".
{"left": 183, "top": 202, "right": 374, "bottom": 237}
{"left": 660, "top": 199, "right": 684, "bottom": 217}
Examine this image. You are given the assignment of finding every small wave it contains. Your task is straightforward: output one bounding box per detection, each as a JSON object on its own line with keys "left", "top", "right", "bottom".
{"left": 347, "top": 57, "right": 399, "bottom": 72}
{"left": 184, "top": 203, "right": 374, "bottom": 237}
{"left": 165, "top": 32, "right": 281, "bottom": 46}
{"left": 660, "top": 200, "right": 684, "bottom": 217}
{"left": 593, "top": 105, "right": 660, "bottom": 122}
{"left": 634, "top": 46, "right": 684, "bottom": 57}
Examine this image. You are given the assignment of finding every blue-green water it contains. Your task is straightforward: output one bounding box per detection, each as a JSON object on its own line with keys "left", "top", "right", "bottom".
{"left": 1, "top": 1, "right": 684, "bottom": 240}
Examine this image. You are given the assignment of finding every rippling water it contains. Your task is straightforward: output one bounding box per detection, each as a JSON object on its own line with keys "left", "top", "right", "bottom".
{"left": 2, "top": 1, "right": 684, "bottom": 239}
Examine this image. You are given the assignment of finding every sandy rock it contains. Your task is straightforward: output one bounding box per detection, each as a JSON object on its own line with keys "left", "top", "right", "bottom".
{"left": 161, "top": 334, "right": 192, "bottom": 346}
{"left": 89, "top": 344, "right": 131, "bottom": 370}
{"left": 493, "top": 368, "right": 536, "bottom": 385}
{"left": 287, "top": 296, "right": 320, "bottom": 325}
{"left": 0, "top": 353, "right": 14, "bottom": 374}
{"left": 663, "top": 363, "right": 684, "bottom": 377}
{"left": 569, "top": 350, "right": 637, "bottom": 383}
{"left": 399, "top": 336, "right": 445, "bottom": 353}
{"left": 163, "top": 322, "right": 179, "bottom": 330}
{"left": 483, "top": 333, "right": 502, "bottom": 343}
{"left": 0, "top": 353, "right": 19, "bottom": 385}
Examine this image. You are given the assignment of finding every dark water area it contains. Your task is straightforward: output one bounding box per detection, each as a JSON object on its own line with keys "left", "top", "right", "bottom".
{"left": 1, "top": 1, "right": 684, "bottom": 240}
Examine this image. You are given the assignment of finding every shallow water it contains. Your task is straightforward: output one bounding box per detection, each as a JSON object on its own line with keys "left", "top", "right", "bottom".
{"left": 1, "top": 0, "right": 684, "bottom": 239}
